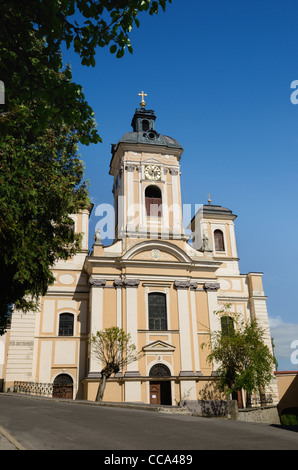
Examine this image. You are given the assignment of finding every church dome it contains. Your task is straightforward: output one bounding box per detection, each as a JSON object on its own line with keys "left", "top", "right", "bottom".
{"left": 111, "top": 106, "right": 183, "bottom": 158}
{"left": 117, "top": 129, "right": 183, "bottom": 149}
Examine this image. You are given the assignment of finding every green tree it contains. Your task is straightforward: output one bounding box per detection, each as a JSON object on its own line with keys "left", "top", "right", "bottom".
{"left": 0, "top": 123, "right": 89, "bottom": 330}
{"left": 0, "top": 0, "right": 172, "bottom": 331}
{"left": 89, "top": 326, "right": 142, "bottom": 401}
{"left": 1, "top": 0, "right": 172, "bottom": 142}
{"left": 203, "top": 304, "right": 277, "bottom": 404}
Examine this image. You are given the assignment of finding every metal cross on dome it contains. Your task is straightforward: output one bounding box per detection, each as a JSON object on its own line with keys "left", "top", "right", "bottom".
{"left": 138, "top": 90, "right": 147, "bottom": 108}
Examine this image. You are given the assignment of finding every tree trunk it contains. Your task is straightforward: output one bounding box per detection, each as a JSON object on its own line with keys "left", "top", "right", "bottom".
{"left": 96, "top": 373, "right": 108, "bottom": 402}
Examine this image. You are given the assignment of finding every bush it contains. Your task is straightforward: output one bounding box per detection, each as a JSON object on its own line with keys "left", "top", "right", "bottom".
{"left": 281, "top": 414, "right": 298, "bottom": 426}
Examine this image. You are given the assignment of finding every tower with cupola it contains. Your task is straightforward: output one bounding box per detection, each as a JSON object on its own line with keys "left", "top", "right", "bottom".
{"left": 109, "top": 93, "right": 186, "bottom": 242}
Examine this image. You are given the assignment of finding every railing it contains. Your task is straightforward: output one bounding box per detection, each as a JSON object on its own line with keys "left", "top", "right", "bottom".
{"left": 14, "top": 381, "right": 53, "bottom": 397}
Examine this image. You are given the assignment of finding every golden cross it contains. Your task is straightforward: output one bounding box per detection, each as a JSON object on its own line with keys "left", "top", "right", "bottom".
{"left": 138, "top": 91, "right": 147, "bottom": 108}
{"left": 207, "top": 194, "right": 211, "bottom": 204}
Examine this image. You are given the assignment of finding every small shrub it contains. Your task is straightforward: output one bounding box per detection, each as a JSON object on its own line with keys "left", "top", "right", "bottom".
{"left": 281, "top": 414, "right": 298, "bottom": 426}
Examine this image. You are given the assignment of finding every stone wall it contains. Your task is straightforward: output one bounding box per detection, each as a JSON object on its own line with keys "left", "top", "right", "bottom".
{"left": 181, "top": 400, "right": 281, "bottom": 425}
{"left": 238, "top": 405, "right": 280, "bottom": 425}
{"left": 181, "top": 400, "right": 228, "bottom": 417}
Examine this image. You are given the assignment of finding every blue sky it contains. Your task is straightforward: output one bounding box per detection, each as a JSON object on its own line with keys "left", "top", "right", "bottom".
{"left": 62, "top": 0, "right": 298, "bottom": 370}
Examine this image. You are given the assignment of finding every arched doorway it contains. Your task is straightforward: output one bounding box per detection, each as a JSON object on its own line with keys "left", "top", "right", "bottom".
{"left": 53, "top": 374, "right": 73, "bottom": 399}
{"left": 149, "top": 364, "right": 172, "bottom": 406}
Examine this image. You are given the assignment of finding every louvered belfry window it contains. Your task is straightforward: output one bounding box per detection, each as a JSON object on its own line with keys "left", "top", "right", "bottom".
{"left": 145, "top": 185, "right": 162, "bottom": 217}
{"left": 148, "top": 293, "right": 167, "bottom": 330}
{"left": 214, "top": 229, "right": 225, "bottom": 251}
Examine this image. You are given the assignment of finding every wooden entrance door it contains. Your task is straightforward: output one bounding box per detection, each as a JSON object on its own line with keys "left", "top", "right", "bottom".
{"left": 237, "top": 390, "right": 243, "bottom": 409}
{"left": 53, "top": 384, "right": 73, "bottom": 399}
{"left": 53, "top": 374, "right": 73, "bottom": 399}
{"left": 150, "top": 381, "right": 172, "bottom": 405}
{"left": 150, "top": 382, "right": 161, "bottom": 404}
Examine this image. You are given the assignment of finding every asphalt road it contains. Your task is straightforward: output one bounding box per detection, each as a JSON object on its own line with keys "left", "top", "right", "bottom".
{"left": 0, "top": 394, "right": 298, "bottom": 451}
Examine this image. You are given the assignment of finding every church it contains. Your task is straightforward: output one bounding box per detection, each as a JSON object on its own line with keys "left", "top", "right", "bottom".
{"left": 1, "top": 94, "right": 278, "bottom": 407}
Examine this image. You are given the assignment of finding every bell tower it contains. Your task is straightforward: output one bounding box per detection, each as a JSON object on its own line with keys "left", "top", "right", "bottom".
{"left": 109, "top": 93, "right": 185, "bottom": 241}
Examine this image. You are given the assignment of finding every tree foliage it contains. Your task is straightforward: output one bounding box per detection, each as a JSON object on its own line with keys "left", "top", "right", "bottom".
{"left": 203, "top": 304, "right": 277, "bottom": 400}
{"left": 89, "top": 326, "right": 142, "bottom": 401}
{"left": 0, "top": 0, "right": 172, "bottom": 331}
{"left": 0, "top": 123, "right": 89, "bottom": 328}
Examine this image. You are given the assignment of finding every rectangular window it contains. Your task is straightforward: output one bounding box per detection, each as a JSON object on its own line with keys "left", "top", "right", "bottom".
{"left": 59, "top": 313, "right": 74, "bottom": 336}
{"left": 148, "top": 293, "right": 167, "bottom": 330}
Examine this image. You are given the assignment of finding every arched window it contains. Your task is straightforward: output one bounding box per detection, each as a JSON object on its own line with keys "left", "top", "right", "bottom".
{"left": 58, "top": 313, "right": 74, "bottom": 336}
{"left": 148, "top": 293, "right": 167, "bottom": 330}
{"left": 149, "top": 363, "right": 171, "bottom": 377}
{"left": 221, "top": 316, "right": 234, "bottom": 337}
{"left": 145, "top": 185, "right": 162, "bottom": 217}
{"left": 53, "top": 373, "right": 73, "bottom": 386}
{"left": 142, "top": 119, "right": 149, "bottom": 131}
{"left": 214, "top": 229, "right": 225, "bottom": 251}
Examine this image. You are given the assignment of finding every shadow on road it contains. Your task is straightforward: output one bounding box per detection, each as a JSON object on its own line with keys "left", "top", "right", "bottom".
{"left": 271, "top": 424, "right": 298, "bottom": 433}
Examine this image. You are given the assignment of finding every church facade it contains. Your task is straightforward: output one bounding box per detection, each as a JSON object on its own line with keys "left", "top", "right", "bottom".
{"left": 1, "top": 98, "right": 278, "bottom": 407}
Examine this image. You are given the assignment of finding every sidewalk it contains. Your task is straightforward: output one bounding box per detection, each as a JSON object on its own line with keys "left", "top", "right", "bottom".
{"left": 0, "top": 425, "right": 24, "bottom": 450}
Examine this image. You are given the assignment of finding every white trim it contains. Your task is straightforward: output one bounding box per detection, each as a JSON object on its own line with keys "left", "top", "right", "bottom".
{"left": 89, "top": 284, "right": 104, "bottom": 374}
{"left": 125, "top": 285, "right": 139, "bottom": 373}
{"left": 190, "top": 289, "right": 201, "bottom": 372}
{"left": 177, "top": 288, "right": 193, "bottom": 372}
{"left": 228, "top": 222, "right": 237, "bottom": 258}
{"left": 171, "top": 170, "right": 181, "bottom": 234}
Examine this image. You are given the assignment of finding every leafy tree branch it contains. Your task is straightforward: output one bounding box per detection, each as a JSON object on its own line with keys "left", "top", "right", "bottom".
{"left": 202, "top": 304, "right": 277, "bottom": 403}
{"left": 89, "top": 326, "right": 143, "bottom": 401}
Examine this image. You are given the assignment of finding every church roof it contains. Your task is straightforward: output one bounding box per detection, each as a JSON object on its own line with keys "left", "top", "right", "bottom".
{"left": 189, "top": 204, "right": 237, "bottom": 227}
{"left": 202, "top": 204, "right": 234, "bottom": 215}
{"left": 110, "top": 107, "right": 183, "bottom": 159}
{"left": 116, "top": 130, "right": 183, "bottom": 149}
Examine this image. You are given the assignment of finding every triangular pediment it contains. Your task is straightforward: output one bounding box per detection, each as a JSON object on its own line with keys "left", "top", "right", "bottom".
{"left": 142, "top": 157, "right": 163, "bottom": 165}
{"left": 142, "top": 340, "right": 175, "bottom": 353}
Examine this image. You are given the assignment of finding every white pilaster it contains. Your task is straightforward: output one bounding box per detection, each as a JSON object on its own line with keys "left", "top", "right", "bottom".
{"left": 228, "top": 222, "right": 238, "bottom": 258}
{"left": 204, "top": 283, "right": 221, "bottom": 373}
{"left": 124, "top": 278, "right": 141, "bottom": 401}
{"left": 138, "top": 165, "right": 145, "bottom": 231}
{"left": 88, "top": 278, "right": 106, "bottom": 377}
{"left": 190, "top": 284, "right": 202, "bottom": 374}
{"left": 248, "top": 281, "right": 279, "bottom": 405}
{"left": 170, "top": 168, "right": 182, "bottom": 236}
{"left": 126, "top": 164, "right": 135, "bottom": 231}
{"left": 175, "top": 281, "right": 197, "bottom": 400}
{"left": 117, "top": 169, "right": 125, "bottom": 239}
{"left": 162, "top": 169, "right": 169, "bottom": 237}
{"left": 114, "top": 279, "right": 122, "bottom": 330}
